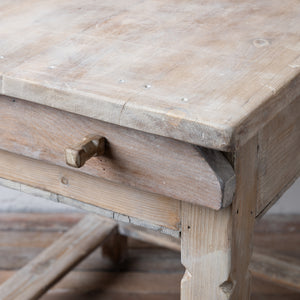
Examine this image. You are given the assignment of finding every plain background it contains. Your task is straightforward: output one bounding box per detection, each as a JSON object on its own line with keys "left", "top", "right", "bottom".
{"left": 0, "top": 178, "right": 299, "bottom": 214}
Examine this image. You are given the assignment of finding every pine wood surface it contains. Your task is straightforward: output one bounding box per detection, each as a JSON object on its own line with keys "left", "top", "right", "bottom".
{"left": 180, "top": 136, "right": 260, "bottom": 299}
{"left": 181, "top": 205, "right": 232, "bottom": 299}
{"left": 256, "top": 96, "right": 300, "bottom": 215}
{"left": 0, "top": 213, "right": 299, "bottom": 299}
{"left": 0, "top": 215, "right": 116, "bottom": 300}
{"left": 229, "top": 136, "right": 259, "bottom": 299}
{"left": 0, "top": 150, "right": 181, "bottom": 231}
{"left": 0, "top": 95, "right": 235, "bottom": 209}
{"left": 0, "top": 0, "right": 299, "bottom": 150}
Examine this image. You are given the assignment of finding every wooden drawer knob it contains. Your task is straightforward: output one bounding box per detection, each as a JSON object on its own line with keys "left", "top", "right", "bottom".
{"left": 65, "top": 135, "right": 106, "bottom": 168}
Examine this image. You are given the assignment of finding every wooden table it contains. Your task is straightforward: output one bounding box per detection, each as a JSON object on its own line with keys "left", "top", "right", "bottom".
{"left": 0, "top": 0, "right": 299, "bottom": 299}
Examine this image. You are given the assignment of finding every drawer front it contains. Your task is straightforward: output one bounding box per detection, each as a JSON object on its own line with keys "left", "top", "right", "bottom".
{"left": 0, "top": 95, "right": 235, "bottom": 210}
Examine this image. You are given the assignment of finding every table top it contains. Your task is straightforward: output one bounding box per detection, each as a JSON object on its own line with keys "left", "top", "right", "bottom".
{"left": 0, "top": 0, "right": 299, "bottom": 150}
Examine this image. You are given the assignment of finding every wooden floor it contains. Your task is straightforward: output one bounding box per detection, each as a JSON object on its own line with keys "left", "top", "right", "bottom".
{"left": 0, "top": 213, "right": 299, "bottom": 300}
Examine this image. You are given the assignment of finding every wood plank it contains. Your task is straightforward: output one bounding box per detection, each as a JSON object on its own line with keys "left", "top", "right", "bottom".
{"left": 0, "top": 0, "right": 299, "bottom": 150}
{"left": 0, "top": 231, "right": 63, "bottom": 248}
{"left": 251, "top": 278, "right": 300, "bottom": 300}
{"left": 1, "top": 213, "right": 299, "bottom": 293}
{"left": 42, "top": 292, "right": 179, "bottom": 300}
{"left": 0, "top": 214, "right": 182, "bottom": 273}
{"left": 256, "top": 97, "right": 300, "bottom": 215}
{"left": 0, "top": 213, "right": 299, "bottom": 299}
{"left": 119, "top": 223, "right": 180, "bottom": 252}
{"left": 250, "top": 251, "right": 300, "bottom": 292}
{"left": 253, "top": 215, "right": 300, "bottom": 260}
{"left": 0, "top": 270, "right": 299, "bottom": 300}
{"left": 0, "top": 212, "right": 180, "bottom": 252}
{"left": 0, "top": 245, "right": 182, "bottom": 274}
{"left": 0, "top": 213, "right": 83, "bottom": 232}
{"left": 0, "top": 270, "right": 181, "bottom": 296}
{"left": 0, "top": 95, "right": 235, "bottom": 209}
{"left": 0, "top": 214, "right": 117, "bottom": 300}
{"left": 0, "top": 150, "right": 180, "bottom": 230}
{"left": 0, "top": 178, "right": 180, "bottom": 237}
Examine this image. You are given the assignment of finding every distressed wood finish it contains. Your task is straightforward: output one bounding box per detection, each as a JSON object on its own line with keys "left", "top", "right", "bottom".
{"left": 0, "top": 214, "right": 116, "bottom": 300}
{"left": 181, "top": 137, "right": 258, "bottom": 299}
{"left": 0, "top": 0, "right": 299, "bottom": 298}
{"left": 229, "top": 136, "right": 258, "bottom": 299}
{"left": 0, "top": 213, "right": 299, "bottom": 299}
{"left": 119, "top": 223, "right": 181, "bottom": 252}
{"left": 0, "top": 0, "right": 300, "bottom": 150}
{"left": 256, "top": 97, "right": 300, "bottom": 215}
{"left": 251, "top": 251, "right": 300, "bottom": 292}
{"left": 0, "top": 96, "right": 235, "bottom": 209}
{"left": 181, "top": 204, "right": 232, "bottom": 300}
{"left": 0, "top": 150, "right": 180, "bottom": 230}
{"left": 65, "top": 135, "right": 106, "bottom": 168}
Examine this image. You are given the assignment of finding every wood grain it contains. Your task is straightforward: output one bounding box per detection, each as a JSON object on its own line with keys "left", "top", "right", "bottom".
{"left": 0, "top": 270, "right": 181, "bottom": 297}
{"left": 119, "top": 223, "right": 180, "bottom": 252}
{"left": 230, "top": 136, "right": 258, "bottom": 299}
{"left": 181, "top": 204, "right": 232, "bottom": 300}
{"left": 180, "top": 136, "right": 258, "bottom": 299}
{"left": 1, "top": 213, "right": 299, "bottom": 294}
{"left": 251, "top": 251, "right": 300, "bottom": 292}
{"left": 0, "top": 214, "right": 116, "bottom": 300}
{"left": 256, "top": 97, "right": 300, "bottom": 215}
{"left": 253, "top": 215, "right": 300, "bottom": 260}
{"left": 0, "top": 150, "right": 180, "bottom": 230}
{"left": 0, "top": 213, "right": 298, "bottom": 299}
{"left": 0, "top": 0, "right": 299, "bottom": 150}
{"left": 0, "top": 95, "right": 235, "bottom": 209}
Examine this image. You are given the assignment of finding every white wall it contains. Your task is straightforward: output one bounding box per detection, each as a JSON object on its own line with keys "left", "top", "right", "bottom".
{"left": 266, "top": 178, "right": 300, "bottom": 214}
{"left": 0, "top": 178, "right": 299, "bottom": 214}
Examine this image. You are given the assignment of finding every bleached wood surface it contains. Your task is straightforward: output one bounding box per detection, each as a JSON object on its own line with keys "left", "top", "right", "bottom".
{"left": 0, "top": 95, "right": 235, "bottom": 209}
{"left": 180, "top": 136, "right": 258, "bottom": 300}
{"left": 0, "top": 0, "right": 299, "bottom": 150}
{"left": 256, "top": 96, "right": 300, "bottom": 215}
{"left": 0, "top": 177, "right": 180, "bottom": 238}
{"left": 0, "top": 214, "right": 116, "bottom": 300}
{"left": 0, "top": 150, "right": 181, "bottom": 232}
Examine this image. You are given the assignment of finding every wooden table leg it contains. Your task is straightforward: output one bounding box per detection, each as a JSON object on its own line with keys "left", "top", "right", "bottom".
{"left": 102, "top": 230, "right": 128, "bottom": 264}
{"left": 181, "top": 137, "right": 258, "bottom": 299}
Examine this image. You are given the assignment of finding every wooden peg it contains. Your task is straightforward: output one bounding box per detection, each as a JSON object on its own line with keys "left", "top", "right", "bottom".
{"left": 65, "top": 135, "right": 106, "bottom": 168}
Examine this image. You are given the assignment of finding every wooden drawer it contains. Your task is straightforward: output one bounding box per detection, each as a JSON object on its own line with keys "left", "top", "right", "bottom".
{"left": 0, "top": 95, "right": 235, "bottom": 210}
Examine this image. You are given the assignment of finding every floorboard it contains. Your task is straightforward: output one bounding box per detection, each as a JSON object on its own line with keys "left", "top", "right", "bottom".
{"left": 0, "top": 213, "right": 298, "bottom": 299}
